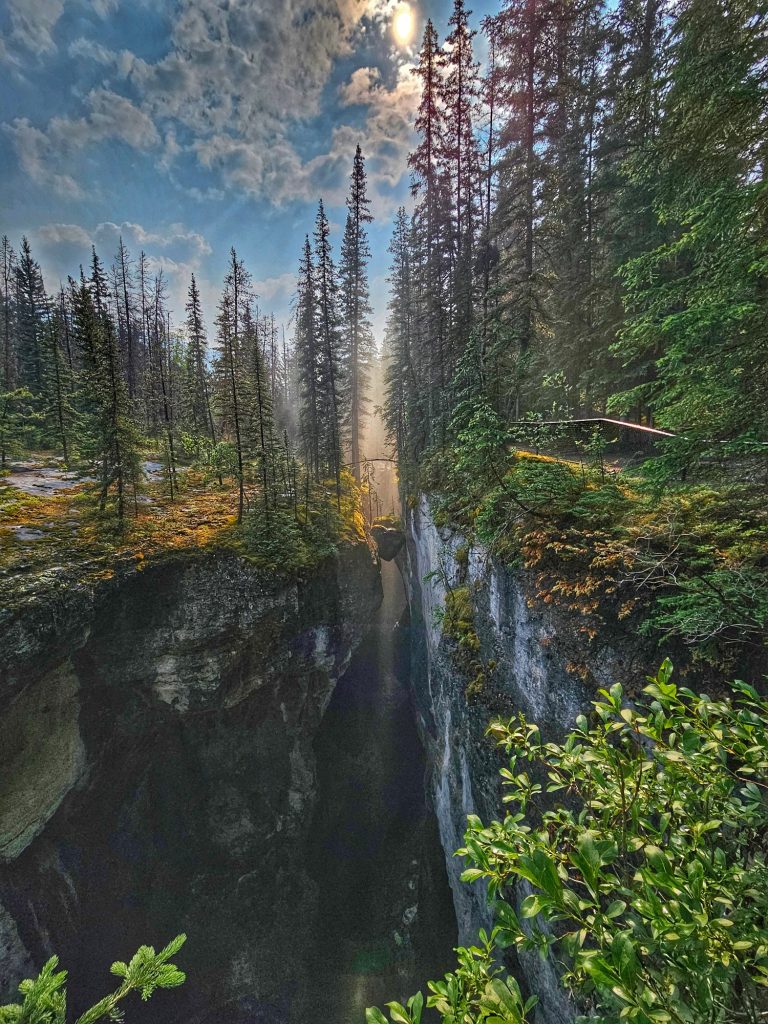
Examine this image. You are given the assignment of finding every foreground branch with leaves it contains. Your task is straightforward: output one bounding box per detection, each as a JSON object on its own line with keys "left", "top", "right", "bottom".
{"left": 0, "top": 934, "right": 186, "bottom": 1024}
{"left": 369, "top": 662, "right": 768, "bottom": 1024}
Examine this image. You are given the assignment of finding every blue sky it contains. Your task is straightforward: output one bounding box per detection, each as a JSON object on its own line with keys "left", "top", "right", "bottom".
{"left": 1, "top": 0, "right": 494, "bottom": 340}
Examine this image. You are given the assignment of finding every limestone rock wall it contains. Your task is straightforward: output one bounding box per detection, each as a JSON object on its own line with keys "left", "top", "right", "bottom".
{"left": 0, "top": 544, "right": 381, "bottom": 1023}
{"left": 404, "top": 496, "right": 661, "bottom": 1024}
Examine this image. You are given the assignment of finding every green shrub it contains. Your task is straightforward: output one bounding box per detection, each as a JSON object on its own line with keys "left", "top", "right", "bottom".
{"left": 0, "top": 935, "right": 186, "bottom": 1024}
{"left": 370, "top": 661, "right": 768, "bottom": 1024}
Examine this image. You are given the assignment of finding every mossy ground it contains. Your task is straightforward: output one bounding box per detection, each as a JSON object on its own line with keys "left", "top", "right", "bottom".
{"left": 418, "top": 445, "right": 768, "bottom": 671}
{"left": 0, "top": 456, "right": 368, "bottom": 607}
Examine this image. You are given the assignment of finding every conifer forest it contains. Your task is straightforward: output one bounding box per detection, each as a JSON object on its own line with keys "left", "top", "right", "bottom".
{"left": 1, "top": 0, "right": 768, "bottom": 1023}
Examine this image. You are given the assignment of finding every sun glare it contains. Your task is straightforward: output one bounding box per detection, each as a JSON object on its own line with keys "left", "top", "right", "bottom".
{"left": 392, "top": 2, "right": 415, "bottom": 47}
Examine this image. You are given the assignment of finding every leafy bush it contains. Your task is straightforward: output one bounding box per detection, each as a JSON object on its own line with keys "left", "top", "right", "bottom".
{"left": 179, "top": 432, "right": 238, "bottom": 482}
{"left": 0, "top": 935, "right": 186, "bottom": 1024}
{"left": 366, "top": 930, "right": 536, "bottom": 1024}
{"left": 370, "top": 662, "right": 768, "bottom": 1024}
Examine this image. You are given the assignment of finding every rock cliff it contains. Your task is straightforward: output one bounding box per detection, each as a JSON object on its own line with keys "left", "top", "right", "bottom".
{"left": 0, "top": 542, "right": 382, "bottom": 1023}
{"left": 404, "top": 495, "right": 667, "bottom": 1024}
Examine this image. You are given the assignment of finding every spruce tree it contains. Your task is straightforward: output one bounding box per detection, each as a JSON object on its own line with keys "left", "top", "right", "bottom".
{"left": 409, "top": 20, "right": 452, "bottom": 449}
{"left": 15, "top": 237, "right": 48, "bottom": 395}
{"left": 339, "top": 145, "right": 375, "bottom": 481}
{"left": 313, "top": 200, "right": 344, "bottom": 502}
{"left": 489, "top": 0, "right": 549, "bottom": 417}
{"left": 295, "top": 235, "right": 322, "bottom": 479}
{"left": 213, "top": 248, "right": 254, "bottom": 520}
{"left": 383, "top": 209, "right": 418, "bottom": 471}
{"left": 1, "top": 235, "right": 16, "bottom": 390}
{"left": 115, "top": 236, "right": 138, "bottom": 402}
{"left": 613, "top": 0, "right": 768, "bottom": 449}
{"left": 243, "top": 301, "right": 278, "bottom": 522}
{"left": 74, "top": 252, "right": 139, "bottom": 519}
{"left": 184, "top": 273, "right": 216, "bottom": 444}
{"left": 595, "top": 0, "right": 667, "bottom": 419}
{"left": 441, "top": 0, "right": 482, "bottom": 355}
{"left": 147, "top": 272, "right": 178, "bottom": 499}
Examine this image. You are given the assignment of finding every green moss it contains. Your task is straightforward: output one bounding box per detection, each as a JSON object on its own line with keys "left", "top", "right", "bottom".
{"left": 465, "top": 670, "right": 486, "bottom": 702}
{"left": 417, "top": 442, "right": 768, "bottom": 665}
{"left": 442, "top": 586, "right": 473, "bottom": 640}
{"left": 373, "top": 512, "right": 403, "bottom": 531}
{"left": 1, "top": 465, "right": 369, "bottom": 607}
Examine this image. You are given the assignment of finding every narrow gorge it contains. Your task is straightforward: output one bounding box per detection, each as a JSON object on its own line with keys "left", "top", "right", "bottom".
{"left": 0, "top": 495, "right": 670, "bottom": 1024}
{"left": 2, "top": 463, "right": 767, "bottom": 1024}
{"left": 0, "top": 505, "right": 585, "bottom": 1021}
{"left": 1, "top": 538, "right": 456, "bottom": 1023}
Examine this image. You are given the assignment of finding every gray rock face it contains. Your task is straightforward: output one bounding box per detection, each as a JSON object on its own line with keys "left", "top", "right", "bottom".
{"left": 0, "top": 543, "right": 382, "bottom": 1023}
{"left": 371, "top": 525, "right": 406, "bottom": 561}
{"left": 404, "top": 496, "right": 661, "bottom": 1024}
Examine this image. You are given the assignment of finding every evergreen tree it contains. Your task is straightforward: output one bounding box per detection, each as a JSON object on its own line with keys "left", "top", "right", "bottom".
{"left": 243, "top": 300, "right": 278, "bottom": 521}
{"left": 313, "top": 200, "right": 344, "bottom": 501}
{"left": 441, "top": 0, "right": 482, "bottom": 354}
{"left": 15, "top": 237, "right": 48, "bottom": 395}
{"left": 488, "top": 0, "right": 551, "bottom": 417}
{"left": 538, "top": 0, "right": 608, "bottom": 416}
{"left": 214, "top": 250, "right": 249, "bottom": 520}
{"left": 184, "top": 273, "right": 216, "bottom": 443}
{"left": 612, "top": 0, "right": 768, "bottom": 450}
{"left": 74, "top": 252, "right": 139, "bottom": 519}
{"left": 339, "top": 145, "right": 375, "bottom": 481}
{"left": 44, "top": 296, "right": 75, "bottom": 462}
{"left": 115, "top": 236, "right": 138, "bottom": 402}
{"left": 383, "top": 209, "right": 418, "bottom": 471}
{"left": 410, "top": 19, "right": 451, "bottom": 448}
{"left": 1, "top": 235, "right": 16, "bottom": 390}
{"left": 595, "top": 0, "right": 668, "bottom": 419}
{"left": 295, "top": 235, "right": 322, "bottom": 479}
{"left": 148, "top": 272, "right": 178, "bottom": 498}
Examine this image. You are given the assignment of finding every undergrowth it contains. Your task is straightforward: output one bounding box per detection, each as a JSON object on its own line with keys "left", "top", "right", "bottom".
{"left": 0, "top": 457, "right": 368, "bottom": 606}
{"left": 416, "top": 410, "right": 768, "bottom": 666}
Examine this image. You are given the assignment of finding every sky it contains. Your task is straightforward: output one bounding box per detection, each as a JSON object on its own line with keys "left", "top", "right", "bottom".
{"left": 0, "top": 0, "right": 494, "bottom": 343}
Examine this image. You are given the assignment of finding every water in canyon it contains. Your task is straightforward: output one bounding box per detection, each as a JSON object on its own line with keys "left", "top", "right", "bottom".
{"left": 1, "top": 556, "right": 456, "bottom": 1024}
{"left": 307, "top": 557, "right": 457, "bottom": 1021}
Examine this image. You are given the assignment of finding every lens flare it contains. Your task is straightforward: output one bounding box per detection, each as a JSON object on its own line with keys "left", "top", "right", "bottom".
{"left": 392, "top": 2, "right": 415, "bottom": 47}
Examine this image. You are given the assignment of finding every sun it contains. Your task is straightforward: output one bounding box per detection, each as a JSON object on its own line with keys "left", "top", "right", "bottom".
{"left": 392, "top": 2, "right": 415, "bottom": 47}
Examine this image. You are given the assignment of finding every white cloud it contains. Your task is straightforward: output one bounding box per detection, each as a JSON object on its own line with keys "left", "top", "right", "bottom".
{"left": 67, "top": 35, "right": 136, "bottom": 75}
{"left": 339, "top": 66, "right": 382, "bottom": 106}
{"left": 2, "top": 0, "right": 64, "bottom": 55}
{"left": 96, "top": 221, "right": 212, "bottom": 258}
{"left": 38, "top": 223, "right": 92, "bottom": 246}
{"left": 3, "top": 119, "right": 84, "bottom": 197}
{"left": 54, "top": 88, "right": 160, "bottom": 150}
{"left": 4, "top": 88, "right": 159, "bottom": 195}
{"left": 317, "top": 61, "right": 419, "bottom": 215}
{"left": 1, "top": 0, "right": 119, "bottom": 57}
{"left": 90, "top": 0, "right": 118, "bottom": 16}
{"left": 9, "top": 0, "right": 418, "bottom": 215}
{"left": 34, "top": 217, "right": 218, "bottom": 326}
{"left": 253, "top": 271, "right": 296, "bottom": 302}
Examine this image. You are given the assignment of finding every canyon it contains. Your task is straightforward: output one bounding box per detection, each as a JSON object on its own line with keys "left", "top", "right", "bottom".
{"left": 0, "top": 498, "right": 684, "bottom": 1022}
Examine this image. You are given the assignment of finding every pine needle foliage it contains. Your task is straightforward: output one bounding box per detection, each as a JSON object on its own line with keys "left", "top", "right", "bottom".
{"left": 0, "top": 935, "right": 186, "bottom": 1024}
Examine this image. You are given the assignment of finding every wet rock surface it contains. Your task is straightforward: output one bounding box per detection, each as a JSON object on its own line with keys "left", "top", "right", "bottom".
{"left": 371, "top": 525, "right": 406, "bottom": 562}
{"left": 2, "top": 459, "right": 177, "bottom": 497}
